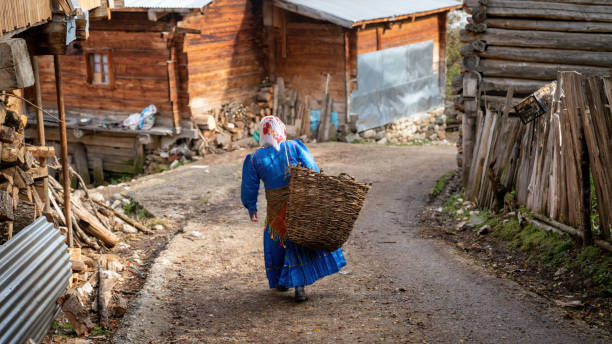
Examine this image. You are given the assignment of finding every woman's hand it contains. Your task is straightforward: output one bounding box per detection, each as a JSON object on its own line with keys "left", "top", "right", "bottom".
{"left": 250, "top": 211, "right": 258, "bottom": 222}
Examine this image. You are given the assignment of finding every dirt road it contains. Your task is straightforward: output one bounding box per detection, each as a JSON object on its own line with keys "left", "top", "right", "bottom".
{"left": 111, "top": 143, "right": 609, "bottom": 343}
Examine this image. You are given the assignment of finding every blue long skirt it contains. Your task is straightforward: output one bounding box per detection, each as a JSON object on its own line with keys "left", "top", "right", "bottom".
{"left": 263, "top": 225, "right": 346, "bottom": 288}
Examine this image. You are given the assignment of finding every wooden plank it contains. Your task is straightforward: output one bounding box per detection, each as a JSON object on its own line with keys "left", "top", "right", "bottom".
{"left": 0, "top": 39, "right": 34, "bottom": 90}
{"left": 72, "top": 143, "right": 91, "bottom": 186}
{"left": 584, "top": 77, "right": 612, "bottom": 239}
{"left": 26, "top": 145, "right": 55, "bottom": 158}
{"left": 462, "top": 45, "right": 612, "bottom": 68}
{"left": 92, "top": 158, "right": 104, "bottom": 186}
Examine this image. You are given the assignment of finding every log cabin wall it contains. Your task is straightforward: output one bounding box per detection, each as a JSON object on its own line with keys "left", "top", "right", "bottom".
{"left": 180, "top": 0, "right": 266, "bottom": 123}
{"left": 37, "top": 12, "right": 180, "bottom": 126}
{"left": 269, "top": 9, "right": 349, "bottom": 118}
{"left": 459, "top": 0, "right": 612, "bottom": 110}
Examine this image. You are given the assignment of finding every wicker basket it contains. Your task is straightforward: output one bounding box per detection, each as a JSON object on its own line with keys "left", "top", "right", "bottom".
{"left": 286, "top": 165, "right": 371, "bottom": 251}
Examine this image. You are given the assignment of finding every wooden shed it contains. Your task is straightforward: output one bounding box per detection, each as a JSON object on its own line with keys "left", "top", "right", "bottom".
{"left": 266, "top": 0, "right": 461, "bottom": 131}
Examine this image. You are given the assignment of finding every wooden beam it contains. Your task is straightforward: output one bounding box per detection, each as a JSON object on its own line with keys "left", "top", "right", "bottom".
{"left": 273, "top": 0, "right": 354, "bottom": 28}
{"left": 54, "top": 55, "right": 73, "bottom": 248}
{"left": 31, "top": 56, "right": 50, "bottom": 213}
{"left": 376, "top": 27, "right": 382, "bottom": 51}
{"left": 0, "top": 39, "right": 34, "bottom": 90}
{"left": 26, "top": 145, "right": 55, "bottom": 158}
{"left": 17, "top": 19, "right": 67, "bottom": 56}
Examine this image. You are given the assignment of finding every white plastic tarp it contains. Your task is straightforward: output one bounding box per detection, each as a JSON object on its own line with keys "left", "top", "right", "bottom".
{"left": 351, "top": 40, "right": 442, "bottom": 132}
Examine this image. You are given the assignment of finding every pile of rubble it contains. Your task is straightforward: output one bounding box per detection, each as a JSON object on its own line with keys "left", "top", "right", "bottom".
{"left": 344, "top": 107, "right": 450, "bottom": 144}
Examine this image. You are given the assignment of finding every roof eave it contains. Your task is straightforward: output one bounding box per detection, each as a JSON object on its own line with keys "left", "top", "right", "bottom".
{"left": 273, "top": 0, "right": 354, "bottom": 28}
{"left": 351, "top": 4, "right": 462, "bottom": 28}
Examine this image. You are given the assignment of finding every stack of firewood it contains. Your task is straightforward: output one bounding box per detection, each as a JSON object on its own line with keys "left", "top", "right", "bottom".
{"left": 0, "top": 102, "right": 53, "bottom": 238}
{"left": 45, "top": 165, "right": 152, "bottom": 251}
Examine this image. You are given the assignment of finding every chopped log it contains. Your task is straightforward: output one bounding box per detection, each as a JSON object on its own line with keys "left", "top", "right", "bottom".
{"left": 26, "top": 145, "right": 55, "bottom": 158}
{"left": 0, "top": 39, "right": 34, "bottom": 91}
{"left": 0, "top": 126, "right": 16, "bottom": 143}
{"left": 93, "top": 199, "right": 153, "bottom": 234}
{"left": 3, "top": 110, "right": 23, "bottom": 130}
{"left": 472, "top": 6, "right": 487, "bottom": 23}
{"left": 99, "top": 266, "right": 119, "bottom": 329}
{"left": 471, "top": 40, "right": 487, "bottom": 52}
{"left": 60, "top": 289, "right": 94, "bottom": 336}
{"left": 27, "top": 166, "right": 48, "bottom": 179}
{"left": 62, "top": 195, "right": 118, "bottom": 247}
{"left": 466, "top": 21, "right": 488, "bottom": 33}
{"left": 70, "top": 260, "right": 86, "bottom": 272}
{"left": 477, "top": 59, "right": 612, "bottom": 80}
{"left": 462, "top": 55, "right": 480, "bottom": 71}
{"left": 461, "top": 28, "right": 612, "bottom": 52}
{"left": 0, "top": 190, "right": 14, "bottom": 220}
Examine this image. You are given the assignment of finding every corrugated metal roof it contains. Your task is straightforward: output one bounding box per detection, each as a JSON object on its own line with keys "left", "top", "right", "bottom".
{"left": 275, "top": 0, "right": 461, "bottom": 28}
{"left": 0, "top": 217, "right": 71, "bottom": 344}
{"left": 123, "top": 0, "right": 212, "bottom": 9}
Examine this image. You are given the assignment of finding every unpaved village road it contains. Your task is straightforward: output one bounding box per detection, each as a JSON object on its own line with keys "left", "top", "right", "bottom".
{"left": 111, "top": 143, "right": 609, "bottom": 343}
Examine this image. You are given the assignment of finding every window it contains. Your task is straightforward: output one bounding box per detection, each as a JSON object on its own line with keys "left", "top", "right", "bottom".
{"left": 87, "top": 52, "right": 111, "bottom": 85}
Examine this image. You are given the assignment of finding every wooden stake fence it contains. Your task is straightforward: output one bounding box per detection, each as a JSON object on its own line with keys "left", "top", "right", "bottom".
{"left": 465, "top": 72, "right": 612, "bottom": 246}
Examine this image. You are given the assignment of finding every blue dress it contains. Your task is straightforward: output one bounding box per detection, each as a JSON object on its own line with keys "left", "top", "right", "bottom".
{"left": 241, "top": 140, "right": 346, "bottom": 288}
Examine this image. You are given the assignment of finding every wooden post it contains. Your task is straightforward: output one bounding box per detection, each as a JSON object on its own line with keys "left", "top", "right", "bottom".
{"left": 344, "top": 31, "right": 351, "bottom": 126}
{"left": 376, "top": 27, "right": 383, "bottom": 51}
{"left": 31, "top": 56, "right": 50, "bottom": 214}
{"left": 53, "top": 55, "right": 73, "bottom": 248}
{"left": 438, "top": 11, "right": 448, "bottom": 98}
{"left": 578, "top": 106, "right": 593, "bottom": 247}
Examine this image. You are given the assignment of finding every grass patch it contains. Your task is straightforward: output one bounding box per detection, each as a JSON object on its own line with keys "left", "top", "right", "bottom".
{"left": 122, "top": 198, "right": 150, "bottom": 221}
{"left": 109, "top": 173, "right": 134, "bottom": 185}
{"left": 446, "top": 194, "right": 611, "bottom": 295}
{"left": 432, "top": 171, "right": 455, "bottom": 197}
{"left": 90, "top": 326, "right": 111, "bottom": 336}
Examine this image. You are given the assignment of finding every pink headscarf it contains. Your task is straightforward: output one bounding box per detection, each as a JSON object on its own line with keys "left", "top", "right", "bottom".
{"left": 259, "top": 116, "right": 286, "bottom": 151}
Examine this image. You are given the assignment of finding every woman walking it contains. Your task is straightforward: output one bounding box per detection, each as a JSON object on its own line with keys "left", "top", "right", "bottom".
{"left": 241, "top": 116, "right": 346, "bottom": 302}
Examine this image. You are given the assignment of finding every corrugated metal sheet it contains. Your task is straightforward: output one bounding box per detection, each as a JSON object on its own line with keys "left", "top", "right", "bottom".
{"left": 0, "top": 217, "right": 71, "bottom": 344}
{"left": 276, "top": 0, "right": 461, "bottom": 28}
{"left": 123, "top": 0, "right": 212, "bottom": 9}
{"left": 352, "top": 40, "right": 442, "bottom": 131}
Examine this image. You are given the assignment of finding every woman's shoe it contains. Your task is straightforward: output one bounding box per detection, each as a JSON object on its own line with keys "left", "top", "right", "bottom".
{"left": 276, "top": 286, "right": 289, "bottom": 292}
{"left": 294, "top": 286, "right": 308, "bottom": 302}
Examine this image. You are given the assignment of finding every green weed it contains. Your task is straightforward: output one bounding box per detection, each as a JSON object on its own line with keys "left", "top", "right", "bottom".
{"left": 432, "top": 171, "right": 455, "bottom": 197}
{"left": 90, "top": 326, "right": 111, "bottom": 336}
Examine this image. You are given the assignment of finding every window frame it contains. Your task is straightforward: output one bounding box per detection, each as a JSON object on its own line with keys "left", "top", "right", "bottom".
{"left": 85, "top": 50, "right": 114, "bottom": 87}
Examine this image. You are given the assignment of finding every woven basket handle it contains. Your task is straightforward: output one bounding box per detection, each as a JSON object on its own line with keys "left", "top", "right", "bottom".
{"left": 338, "top": 172, "right": 355, "bottom": 181}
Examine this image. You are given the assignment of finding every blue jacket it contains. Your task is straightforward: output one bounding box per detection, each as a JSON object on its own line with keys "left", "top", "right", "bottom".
{"left": 241, "top": 140, "right": 319, "bottom": 217}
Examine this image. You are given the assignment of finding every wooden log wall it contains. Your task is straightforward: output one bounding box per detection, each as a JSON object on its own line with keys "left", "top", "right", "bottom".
{"left": 181, "top": 0, "right": 266, "bottom": 123}
{"left": 271, "top": 12, "right": 348, "bottom": 118}
{"left": 37, "top": 12, "right": 178, "bottom": 124}
{"left": 458, "top": 0, "right": 612, "bottom": 111}
{"left": 465, "top": 72, "right": 611, "bottom": 241}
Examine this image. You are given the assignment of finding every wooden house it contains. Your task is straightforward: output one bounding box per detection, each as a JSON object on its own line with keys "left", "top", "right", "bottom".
{"left": 267, "top": 0, "right": 461, "bottom": 131}
{"left": 32, "top": 0, "right": 265, "bottom": 179}
{"left": 34, "top": 0, "right": 460, "bottom": 180}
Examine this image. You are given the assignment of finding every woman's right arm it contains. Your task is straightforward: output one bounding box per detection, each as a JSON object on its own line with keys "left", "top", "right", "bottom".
{"left": 240, "top": 154, "right": 260, "bottom": 219}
